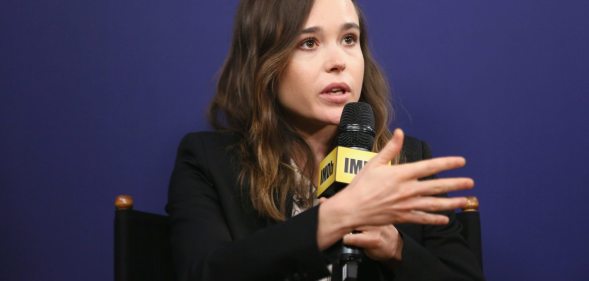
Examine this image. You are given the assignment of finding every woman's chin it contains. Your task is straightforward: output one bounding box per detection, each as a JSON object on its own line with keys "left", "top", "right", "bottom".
{"left": 318, "top": 106, "right": 345, "bottom": 124}
{"left": 324, "top": 115, "right": 343, "bottom": 126}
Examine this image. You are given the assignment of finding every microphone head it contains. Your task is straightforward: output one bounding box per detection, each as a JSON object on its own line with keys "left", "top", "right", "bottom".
{"left": 337, "top": 102, "right": 376, "bottom": 150}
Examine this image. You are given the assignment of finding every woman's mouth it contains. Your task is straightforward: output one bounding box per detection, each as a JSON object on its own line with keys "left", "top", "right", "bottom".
{"left": 320, "top": 83, "right": 352, "bottom": 103}
{"left": 326, "top": 87, "right": 347, "bottom": 95}
{"left": 321, "top": 83, "right": 351, "bottom": 95}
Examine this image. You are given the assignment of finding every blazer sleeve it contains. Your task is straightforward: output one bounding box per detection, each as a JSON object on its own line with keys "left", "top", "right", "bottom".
{"left": 388, "top": 139, "right": 485, "bottom": 281}
{"left": 166, "top": 133, "right": 330, "bottom": 281}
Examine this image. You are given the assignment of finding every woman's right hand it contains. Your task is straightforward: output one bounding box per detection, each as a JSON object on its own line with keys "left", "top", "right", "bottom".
{"left": 317, "top": 129, "right": 474, "bottom": 250}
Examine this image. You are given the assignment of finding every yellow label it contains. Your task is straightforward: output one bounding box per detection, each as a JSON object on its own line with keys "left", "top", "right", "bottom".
{"left": 317, "top": 148, "right": 338, "bottom": 193}
{"left": 335, "top": 147, "right": 376, "bottom": 183}
{"left": 316, "top": 147, "right": 380, "bottom": 196}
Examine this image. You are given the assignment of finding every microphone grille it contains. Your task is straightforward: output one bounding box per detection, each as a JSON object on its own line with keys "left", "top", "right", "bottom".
{"left": 337, "top": 102, "right": 376, "bottom": 150}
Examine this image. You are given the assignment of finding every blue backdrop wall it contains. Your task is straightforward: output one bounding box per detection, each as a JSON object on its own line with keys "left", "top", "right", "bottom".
{"left": 2, "top": 0, "right": 588, "bottom": 280}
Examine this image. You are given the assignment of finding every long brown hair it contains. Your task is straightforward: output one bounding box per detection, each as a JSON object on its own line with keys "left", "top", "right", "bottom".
{"left": 209, "top": 0, "right": 393, "bottom": 221}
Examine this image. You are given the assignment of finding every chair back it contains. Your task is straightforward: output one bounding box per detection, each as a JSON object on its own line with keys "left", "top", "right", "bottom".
{"left": 114, "top": 195, "right": 175, "bottom": 281}
{"left": 457, "top": 196, "right": 483, "bottom": 269}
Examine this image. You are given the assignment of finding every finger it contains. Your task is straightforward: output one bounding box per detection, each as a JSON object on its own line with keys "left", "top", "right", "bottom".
{"left": 397, "top": 156, "right": 466, "bottom": 180}
{"left": 400, "top": 210, "right": 451, "bottom": 225}
{"left": 396, "top": 196, "right": 468, "bottom": 213}
{"left": 343, "top": 231, "right": 377, "bottom": 247}
{"left": 371, "top": 128, "right": 404, "bottom": 165}
{"left": 317, "top": 197, "right": 327, "bottom": 204}
{"left": 407, "top": 177, "right": 474, "bottom": 197}
{"left": 353, "top": 225, "right": 382, "bottom": 232}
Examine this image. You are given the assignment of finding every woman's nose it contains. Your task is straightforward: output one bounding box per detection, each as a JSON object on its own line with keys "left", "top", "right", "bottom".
{"left": 324, "top": 47, "right": 347, "bottom": 73}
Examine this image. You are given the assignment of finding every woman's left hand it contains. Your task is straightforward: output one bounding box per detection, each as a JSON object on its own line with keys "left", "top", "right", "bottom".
{"left": 342, "top": 224, "right": 403, "bottom": 264}
{"left": 316, "top": 198, "right": 403, "bottom": 264}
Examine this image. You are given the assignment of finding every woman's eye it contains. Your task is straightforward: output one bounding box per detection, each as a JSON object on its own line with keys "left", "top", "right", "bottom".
{"left": 299, "top": 38, "right": 318, "bottom": 49}
{"left": 343, "top": 34, "right": 358, "bottom": 45}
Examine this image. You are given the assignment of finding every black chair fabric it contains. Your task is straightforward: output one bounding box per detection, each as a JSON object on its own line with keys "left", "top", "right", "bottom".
{"left": 114, "top": 208, "right": 175, "bottom": 281}
{"left": 456, "top": 211, "right": 483, "bottom": 269}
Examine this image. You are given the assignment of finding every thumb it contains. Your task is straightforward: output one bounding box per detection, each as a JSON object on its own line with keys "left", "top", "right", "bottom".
{"left": 372, "top": 128, "right": 404, "bottom": 165}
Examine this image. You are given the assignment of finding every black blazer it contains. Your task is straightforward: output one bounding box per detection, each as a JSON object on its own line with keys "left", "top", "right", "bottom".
{"left": 166, "top": 131, "right": 484, "bottom": 281}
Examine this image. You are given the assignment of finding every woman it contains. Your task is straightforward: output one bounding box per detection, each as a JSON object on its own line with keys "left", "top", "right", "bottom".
{"left": 166, "top": 0, "right": 484, "bottom": 280}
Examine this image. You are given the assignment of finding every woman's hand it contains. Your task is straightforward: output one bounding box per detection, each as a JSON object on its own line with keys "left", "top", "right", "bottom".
{"left": 342, "top": 128, "right": 473, "bottom": 227}
{"left": 343, "top": 225, "right": 403, "bottom": 264}
{"left": 317, "top": 128, "right": 474, "bottom": 250}
{"left": 318, "top": 198, "right": 403, "bottom": 264}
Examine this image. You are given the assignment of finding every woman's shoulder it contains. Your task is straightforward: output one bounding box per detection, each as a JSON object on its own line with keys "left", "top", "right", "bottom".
{"left": 181, "top": 130, "right": 241, "bottom": 143}
{"left": 176, "top": 130, "right": 242, "bottom": 154}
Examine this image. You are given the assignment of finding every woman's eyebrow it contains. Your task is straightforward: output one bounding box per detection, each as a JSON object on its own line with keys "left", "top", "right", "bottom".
{"left": 301, "top": 26, "right": 321, "bottom": 34}
{"left": 300, "top": 22, "right": 360, "bottom": 35}
{"left": 342, "top": 22, "right": 360, "bottom": 31}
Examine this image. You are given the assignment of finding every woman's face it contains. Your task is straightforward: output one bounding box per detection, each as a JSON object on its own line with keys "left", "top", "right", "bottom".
{"left": 278, "top": 0, "right": 364, "bottom": 131}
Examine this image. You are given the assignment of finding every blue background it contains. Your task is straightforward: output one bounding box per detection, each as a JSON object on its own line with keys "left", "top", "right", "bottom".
{"left": 1, "top": 0, "right": 588, "bottom": 280}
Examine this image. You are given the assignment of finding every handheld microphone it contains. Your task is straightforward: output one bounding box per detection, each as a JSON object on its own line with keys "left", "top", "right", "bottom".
{"left": 316, "top": 102, "right": 378, "bottom": 198}
{"left": 316, "top": 102, "right": 379, "bottom": 281}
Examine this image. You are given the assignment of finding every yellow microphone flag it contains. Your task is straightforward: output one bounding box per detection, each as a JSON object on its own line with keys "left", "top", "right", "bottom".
{"left": 316, "top": 146, "right": 384, "bottom": 197}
